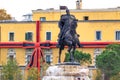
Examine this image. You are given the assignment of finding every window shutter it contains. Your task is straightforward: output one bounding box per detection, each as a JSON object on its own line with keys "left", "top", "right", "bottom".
{"left": 46, "top": 32, "right": 51, "bottom": 40}
{"left": 25, "top": 32, "right": 33, "bottom": 41}
{"left": 9, "top": 32, "right": 14, "bottom": 41}
{"left": 96, "top": 31, "right": 101, "bottom": 40}
{"left": 46, "top": 55, "right": 51, "bottom": 63}
{"left": 116, "top": 31, "right": 120, "bottom": 40}
{"left": 29, "top": 32, "right": 33, "bottom": 40}
{"left": 25, "top": 33, "right": 28, "bottom": 40}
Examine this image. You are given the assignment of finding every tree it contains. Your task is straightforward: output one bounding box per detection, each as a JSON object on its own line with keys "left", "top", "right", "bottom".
{"left": 0, "top": 9, "right": 11, "bottom": 20}
{"left": 27, "top": 67, "right": 39, "bottom": 80}
{"left": 26, "top": 62, "right": 49, "bottom": 80}
{"left": 111, "top": 73, "right": 120, "bottom": 80}
{"left": 1, "top": 59, "right": 22, "bottom": 80}
{"left": 40, "top": 62, "right": 49, "bottom": 78}
{"left": 95, "top": 69, "right": 102, "bottom": 80}
{"left": 64, "top": 50, "right": 92, "bottom": 65}
{"left": 96, "top": 44, "right": 120, "bottom": 80}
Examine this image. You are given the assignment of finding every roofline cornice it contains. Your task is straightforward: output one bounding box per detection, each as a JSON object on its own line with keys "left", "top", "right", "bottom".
{"left": 32, "top": 8, "right": 120, "bottom": 13}
{"left": 0, "top": 21, "right": 36, "bottom": 24}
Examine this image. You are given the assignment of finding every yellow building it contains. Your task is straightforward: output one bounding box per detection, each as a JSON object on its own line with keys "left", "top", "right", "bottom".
{"left": 1, "top": 5, "right": 120, "bottom": 80}
{"left": 32, "top": 8, "right": 120, "bottom": 79}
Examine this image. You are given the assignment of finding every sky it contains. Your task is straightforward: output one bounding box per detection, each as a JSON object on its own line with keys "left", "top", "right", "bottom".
{"left": 0, "top": 0, "right": 120, "bottom": 21}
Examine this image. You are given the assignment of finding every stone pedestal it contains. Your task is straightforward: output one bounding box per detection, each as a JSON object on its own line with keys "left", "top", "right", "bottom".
{"left": 42, "top": 62, "right": 90, "bottom": 80}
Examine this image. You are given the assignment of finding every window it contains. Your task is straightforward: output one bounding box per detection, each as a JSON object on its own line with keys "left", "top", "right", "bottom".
{"left": 25, "top": 48, "right": 33, "bottom": 65}
{"left": 84, "top": 16, "right": 89, "bottom": 20}
{"left": 25, "top": 32, "right": 33, "bottom": 41}
{"left": 26, "top": 55, "right": 31, "bottom": 64}
{"left": 9, "top": 32, "right": 14, "bottom": 41}
{"left": 44, "top": 49, "right": 52, "bottom": 64}
{"left": 94, "top": 48, "right": 102, "bottom": 66}
{"left": 8, "top": 48, "right": 16, "bottom": 60}
{"left": 116, "top": 31, "right": 120, "bottom": 40}
{"left": 46, "top": 32, "right": 51, "bottom": 40}
{"left": 9, "top": 55, "right": 14, "bottom": 61}
{"left": 46, "top": 55, "right": 51, "bottom": 63}
{"left": 40, "top": 17, "right": 46, "bottom": 21}
{"left": 96, "top": 31, "right": 101, "bottom": 40}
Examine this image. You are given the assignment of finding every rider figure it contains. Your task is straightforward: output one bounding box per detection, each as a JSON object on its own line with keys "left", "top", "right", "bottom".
{"left": 57, "top": 8, "right": 81, "bottom": 48}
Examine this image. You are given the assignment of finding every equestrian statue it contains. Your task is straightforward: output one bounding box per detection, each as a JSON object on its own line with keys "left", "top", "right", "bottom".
{"left": 57, "top": 7, "right": 81, "bottom": 63}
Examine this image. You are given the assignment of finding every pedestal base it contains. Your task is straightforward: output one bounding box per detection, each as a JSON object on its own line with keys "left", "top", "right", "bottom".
{"left": 42, "top": 62, "right": 90, "bottom": 80}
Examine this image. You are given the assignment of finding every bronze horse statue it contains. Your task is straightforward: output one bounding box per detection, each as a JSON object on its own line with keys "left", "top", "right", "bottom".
{"left": 57, "top": 8, "right": 81, "bottom": 63}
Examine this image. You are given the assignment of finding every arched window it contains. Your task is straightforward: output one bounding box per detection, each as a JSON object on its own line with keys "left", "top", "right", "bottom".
{"left": 8, "top": 48, "right": 16, "bottom": 60}
{"left": 25, "top": 48, "right": 34, "bottom": 65}
{"left": 94, "top": 48, "right": 102, "bottom": 66}
{"left": 43, "top": 49, "right": 53, "bottom": 64}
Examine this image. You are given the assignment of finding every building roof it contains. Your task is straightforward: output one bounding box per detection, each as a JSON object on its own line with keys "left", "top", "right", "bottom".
{"left": 0, "top": 20, "right": 35, "bottom": 23}
{"left": 32, "top": 7, "right": 120, "bottom": 13}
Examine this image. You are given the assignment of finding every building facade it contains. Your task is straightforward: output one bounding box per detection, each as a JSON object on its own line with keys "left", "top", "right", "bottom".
{"left": 0, "top": 7, "right": 120, "bottom": 79}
